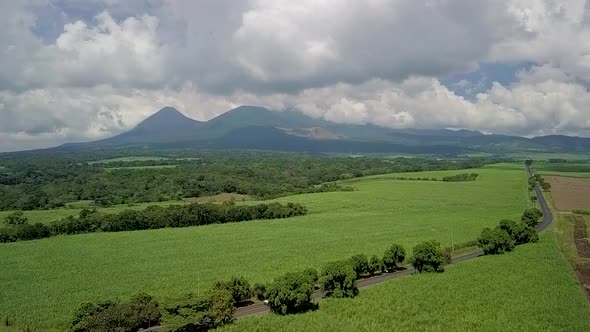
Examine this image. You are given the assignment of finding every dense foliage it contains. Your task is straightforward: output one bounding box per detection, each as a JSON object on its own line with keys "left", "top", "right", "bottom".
{"left": 442, "top": 173, "right": 479, "bottom": 182}
{"left": 521, "top": 207, "right": 543, "bottom": 227}
{"left": 265, "top": 271, "right": 316, "bottom": 315}
{"left": 70, "top": 294, "right": 161, "bottom": 332}
{"left": 479, "top": 216, "right": 539, "bottom": 255}
{"left": 410, "top": 241, "right": 446, "bottom": 273}
{"left": 382, "top": 243, "right": 406, "bottom": 271}
{"left": 0, "top": 202, "right": 307, "bottom": 243}
{"left": 0, "top": 150, "right": 500, "bottom": 211}
{"left": 349, "top": 254, "right": 369, "bottom": 278}
{"left": 320, "top": 261, "right": 359, "bottom": 298}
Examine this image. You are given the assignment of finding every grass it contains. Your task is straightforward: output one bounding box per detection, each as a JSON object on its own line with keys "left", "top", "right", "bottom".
{"left": 222, "top": 234, "right": 590, "bottom": 332}
{"left": 0, "top": 167, "right": 529, "bottom": 330}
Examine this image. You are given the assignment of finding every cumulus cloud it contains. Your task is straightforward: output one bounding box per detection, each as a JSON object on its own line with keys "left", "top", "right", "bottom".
{"left": 2, "top": 0, "right": 590, "bottom": 151}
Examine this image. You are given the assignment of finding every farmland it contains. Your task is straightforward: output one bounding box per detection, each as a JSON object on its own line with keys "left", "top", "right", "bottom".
{"left": 0, "top": 166, "right": 529, "bottom": 330}
{"left": 223, "top": 234, "right": 590, "bottom": 332}
{"left": 546, "top": 176, "right": 590, "bottom": 210}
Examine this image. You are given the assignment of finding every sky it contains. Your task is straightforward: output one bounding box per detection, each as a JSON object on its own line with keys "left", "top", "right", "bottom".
{"left": 2, "top": 0, "right": 590, "bottom": 151}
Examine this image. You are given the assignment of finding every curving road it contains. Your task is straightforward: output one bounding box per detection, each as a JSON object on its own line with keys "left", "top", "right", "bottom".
{"left": 235, "top": 165, "right": 554, "bottom": 318}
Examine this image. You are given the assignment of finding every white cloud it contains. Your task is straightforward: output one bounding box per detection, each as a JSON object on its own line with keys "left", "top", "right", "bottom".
{"left": 2, "top": 0, "right": 590, "bottom": 151}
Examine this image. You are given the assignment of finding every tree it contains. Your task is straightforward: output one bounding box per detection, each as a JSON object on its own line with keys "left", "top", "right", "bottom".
{"left": 206, "top": 289, "right": 235, "bottom": 327}
{"left": 302, "top": 268, "right": 319, "bottom": 286}
{"left": 266, "top": 271, "right": 315, "bottom": 315}
{"left": 512, "top": 223, "right": 539, "bottom": 245}
{"left": 382, "top": 243, "right": 406, "bottom": 271}
{"left": 410, "top": 241, "right": 445, "bottom": 273}
{"left": 368, "top": 255, "right": 383, "bottom": 275}
{"left": 349, "top": 254, "right": 369, "bottom": 278}
{"left": 541, "top": 182, "right": 552, "bottom": 191}
{"left": 212, "top": 276, "right": 252, "bottom": 304}
{"left": 3, "top": 211, "right": 28, "bottom": 225}
{"left": 521, "top": 208, "right": 543, "bottom": 227}
{"left": 320, "top": 260, "right": 358, "bottom": 298}
{"left": 477, "top": 228, "right": 514, "bottom": 255}
{"left": 253, "top": 283, "right": 267, "bottom": 301}
{"left": 498, "top": 219, "right": 518, "bottom": 239}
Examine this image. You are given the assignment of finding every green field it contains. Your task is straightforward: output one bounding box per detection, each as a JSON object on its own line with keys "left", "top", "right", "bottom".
{"left": 0, "top": 167, "right": 529, "bottom": 330}
{"left": 223, "top": 234, "right": 590, "bottom": 331}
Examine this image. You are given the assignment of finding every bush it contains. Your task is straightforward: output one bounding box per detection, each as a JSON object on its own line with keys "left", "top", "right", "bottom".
{"left": 3, "top": 211, "right": 28, "bottom": 225}
{"left": 320, "top": 260, "right": 358, "bottom": 298}
{"left": 349, "top": 254, "right": 369, "bottom": 278}
{"left": 368, "top": 255, "right": 383, "bottom": 275}
{"left": 302, "top": 268, "right": 319, "bottom": 286}
{"left": 410, "top": 241, "right": 445, "bottom": 273}
{"left": 212, "top": 276, "right": 252, "bottom": 304}
{"left": 162, "top": 289, "right": 234, "bottom": 331}
{"left": 70, "top": 294, "right": 161, "bottom": 332}
{"left": 521, "top": 208, "right": 543, "bottom": 227}
{"left": 382, "top": 243, "right": 406, "bottom": 271}
{"left": 253, "top": 283, "right": 267, "bottom": 301}
{"left": 266, "top": 271, "right": 315, "bottom": 315}
{"left": 477, "top": 227, "right": 514, "bottom": 255}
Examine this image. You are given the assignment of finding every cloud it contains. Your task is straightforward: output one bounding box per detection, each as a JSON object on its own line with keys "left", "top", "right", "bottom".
{"left": 2, "top": 0, "right": 590, "bottom": 151}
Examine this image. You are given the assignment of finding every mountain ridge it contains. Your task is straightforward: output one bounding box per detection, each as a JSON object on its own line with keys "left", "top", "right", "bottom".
{"left": 56, "top": 105, "right": 590, "bottom": 154}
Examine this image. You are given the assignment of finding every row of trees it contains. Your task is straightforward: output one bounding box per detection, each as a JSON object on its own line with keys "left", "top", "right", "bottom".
{"left": 0, "top": 202, "right": 307, "bottom": 243}
{"left": 477, "top": 208, "right": 542, "bottom": 255}
{"left": 528, "top": 174, "right": 551, "bottom": 191}
{"left": 442, "top": 173, "right": 479, "bottom": 182}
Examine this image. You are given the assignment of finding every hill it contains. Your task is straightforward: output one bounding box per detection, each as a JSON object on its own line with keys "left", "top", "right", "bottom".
{"left": 56, "top": 105, "right": 590, "bottom": 154}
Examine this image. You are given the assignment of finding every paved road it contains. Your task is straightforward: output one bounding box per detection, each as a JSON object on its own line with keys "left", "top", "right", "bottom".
{"left": 235, "top": 166, "right": 554, "bottom": 319}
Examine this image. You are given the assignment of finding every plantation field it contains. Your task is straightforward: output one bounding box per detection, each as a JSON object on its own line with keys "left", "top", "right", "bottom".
{"left": 223, "top": 234, "right": 590, "bottom": 332}
{"left": 0, "top": 167, "right": 529, "bottom": 330}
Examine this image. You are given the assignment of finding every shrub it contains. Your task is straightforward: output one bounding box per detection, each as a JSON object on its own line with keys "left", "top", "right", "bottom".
{"left": 320, "top": 260, "right": 358, "bottom": 298}
{"left": 266, "top": 271, "right": 315, "bottom": 315}
{"left": 212, "top": 276, "right": 252, "bottom": 304}
{"left": 162, "top": 289, "right": 234, "bottom": 331}
{"left": 382, "top": 243, "right": 406, "bottom": 271}
{"left": 253, "top": 283, "right": 267, "bottom": 301}
{"left": 477, "top": 227, "right": 514, "bottom": 255}
{"left": 368, "top": 255, "right": 383, "bottom": 275}
{"left": 349, "top": 254, "right": 369, "bottom": 278}
{"left": 521, "top": 208, "right": 543, "bottom": 227}
{"left": 410, "top": 241, "right": 445, "bottom": 273}
{"left": 302, "top": 268, "right": 319, "bottom": 286}
{"left": 3, "top": 211, "right": 28, "bottom": 225}
{"left": 512, "top": 223, "right": 539, "bottom": 245}
{"left": 70, "top": 294, "right": 161, "bottom": 332}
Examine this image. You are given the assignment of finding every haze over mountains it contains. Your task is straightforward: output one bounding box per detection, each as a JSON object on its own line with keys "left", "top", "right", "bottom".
{"left": 57, "top": 106, "right": 590, "bottom": 155}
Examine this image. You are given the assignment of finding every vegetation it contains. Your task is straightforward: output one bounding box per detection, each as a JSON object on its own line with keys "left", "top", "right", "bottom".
{"left": 368, "top": 255, "right": 384, "bottom": 275}
{"left": 212, "top": 276, "right": 252, "bottom": 304}
{"left": 320, "top": 261, "right": 359, "bottom": 298}
{"left": 521, "top": 207, "right": 543, "bottom": 228}
{"left": 70, "top": 294, "right": 161, "bottom": 332}
{"left": 442, "top": 173, "right": 478, "bottom": 182}
{"left": 409, "top": 241, "right": 446, "bottom": 273}
{"left": 0, "top": 151, "right": 496, "bottom": 211}
{"left": 478, "top": 217, "right": 539, "bottom": 255}
{"left": 265, "top": 271, "right": 315, "bottom": 315}
{"left": 348, "top": 254, "right": 369, "bottom": 278}
{"left": 222, "top": 235, "right": 590, "bottom": 331}
{"left": 0, "top": 167, "right": 529, "bottom": 329}
{"left": 0, "top": 202, "right": 307, "bottom": 243}
{"left": 382, "top": 243, "right": 406, "bottom": 271}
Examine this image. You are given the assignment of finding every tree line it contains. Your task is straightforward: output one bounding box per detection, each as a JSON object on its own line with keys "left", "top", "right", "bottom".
{"left": 0, "top": 202, "right": 307, "bottom": 243}
{"left": 442, "top": 173, "right": 479, "bottom": 182}
{"left": 0, "top": 150, "right": 503, "bottom": 211}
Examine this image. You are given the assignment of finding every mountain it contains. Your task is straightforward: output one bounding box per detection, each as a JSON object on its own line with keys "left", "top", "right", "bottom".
{"left": 57, "top": 105, "right": 590, "bottom": 155}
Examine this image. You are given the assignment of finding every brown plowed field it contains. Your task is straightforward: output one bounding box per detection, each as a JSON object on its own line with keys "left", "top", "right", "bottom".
{"left": 546, "top": 176, "right": 590, "bottom": 210}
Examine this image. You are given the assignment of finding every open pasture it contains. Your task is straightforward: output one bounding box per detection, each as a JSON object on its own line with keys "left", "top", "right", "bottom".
{"left": 0, "top": 166, "right": 529, "bottom": 329}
